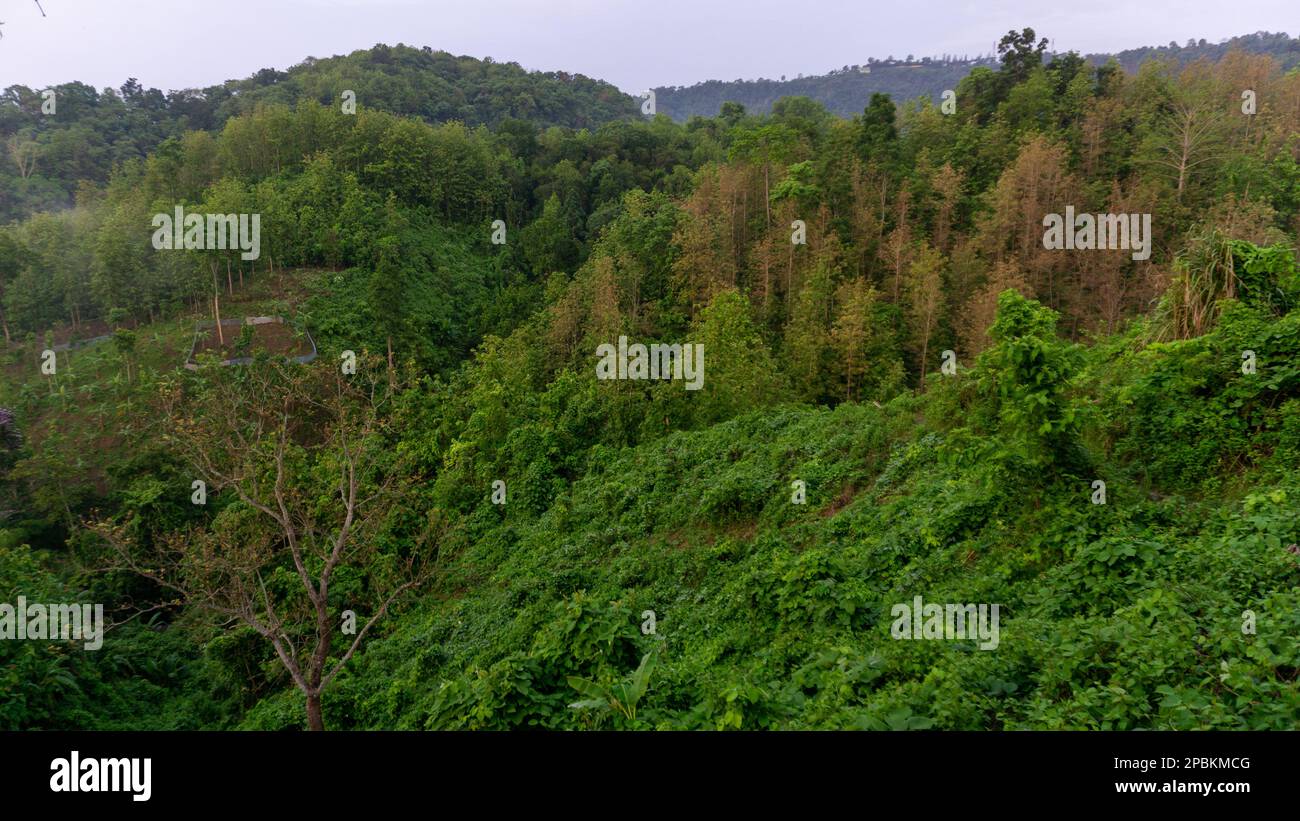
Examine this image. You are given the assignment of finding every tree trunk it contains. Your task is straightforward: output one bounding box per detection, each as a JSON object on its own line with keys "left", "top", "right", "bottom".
{"left": 762, "top": 238, "right": 771, "bottom": 309}
{"left": 305, "top": 691, "right": 325, "bottom": 731}
{"left": 786, "top": 242, "right": 794, "bottom": 316}
{"left": 227, "top": 259, "right": 234, "bottom": 296}
{"left": 212, "top": 262, "right": 225, "bottom": 345}
{"left": 764, "top": 163, "right": 771, "bottom": 227}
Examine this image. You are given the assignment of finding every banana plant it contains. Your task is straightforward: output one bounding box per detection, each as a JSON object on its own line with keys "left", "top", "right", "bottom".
{"left": 567, "top": 649, "right": 658, "bottom": 724}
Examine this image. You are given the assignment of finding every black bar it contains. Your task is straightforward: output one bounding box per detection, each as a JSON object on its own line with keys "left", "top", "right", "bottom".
{"left": 2, "top": 730, "right": 1283, "bottom": 809}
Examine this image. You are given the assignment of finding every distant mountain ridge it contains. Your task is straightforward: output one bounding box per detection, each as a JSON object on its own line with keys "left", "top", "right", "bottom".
{"left": 655, "top": 30, "right": 1300, "bottom": 120}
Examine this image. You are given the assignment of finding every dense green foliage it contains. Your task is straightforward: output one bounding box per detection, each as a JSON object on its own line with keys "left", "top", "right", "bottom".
{"left": 1, "top": 44, "right": 638, "bottom": 222}
{"left": 3, "top": 30, "right": 1300, "bottom": 730}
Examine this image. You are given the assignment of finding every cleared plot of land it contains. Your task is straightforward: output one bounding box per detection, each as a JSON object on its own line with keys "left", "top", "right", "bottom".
{"left": 186, "top": 317, "right": 316, "bottom": 368}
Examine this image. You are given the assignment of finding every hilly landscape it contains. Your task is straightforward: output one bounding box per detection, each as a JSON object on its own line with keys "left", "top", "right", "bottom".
{"left": 2, "top": 24, "right": 1299, "bottom": 735}
{"left": 0, "top": 44, "right": 638, "bottom": 223}
{"left": 655, "top": 30, "right": 1300, "bottom": 119}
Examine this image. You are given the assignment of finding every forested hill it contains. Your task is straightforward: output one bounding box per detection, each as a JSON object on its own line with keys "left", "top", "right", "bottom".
{"left": 0, "top": 43, "right": 639, "bottom": 222}
{"left": 4, "top": 24, "right": 1300, "bottom": 732}
{"left": 655, "top": 59, "right": 999, "bottom": 121}
{"left": 8, "top": 32, "right": 1300, "bottom": 221}
{"left": 656, "top": 30, "right": 1300, "bottom": 120}
{"left": 1094, "top": 30, "right": 1300, "bottom": 74}
{"left": 225, "top": 44, "right": 639, "bottom": 128}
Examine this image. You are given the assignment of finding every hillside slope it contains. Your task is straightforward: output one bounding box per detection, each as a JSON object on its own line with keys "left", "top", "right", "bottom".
{"left": 260, "top": 289, "right": 1300, "bottom": 730}
{"left": 3, "top": 31, "right": 1300, "bottom": 732}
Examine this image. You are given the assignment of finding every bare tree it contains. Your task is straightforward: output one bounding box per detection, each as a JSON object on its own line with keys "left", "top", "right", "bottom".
{"left": 7, "top": 134, "right": 39, "bottom": 180}
{"left": 1144, "top": 63, "right": 1228, "bottom": 200}
{"left": 92, "top": 356, "right": 439, "bottom": 730}
{"left": 928, "top": 162, "right": 964, "bottom": 254}
{"left": 906, "top": 242, "right": 946, "bottom": 380}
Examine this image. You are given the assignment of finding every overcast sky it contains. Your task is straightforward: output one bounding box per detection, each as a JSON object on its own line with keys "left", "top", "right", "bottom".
{"left": 0, "top": 0, "right": 1295, "bottom": 94}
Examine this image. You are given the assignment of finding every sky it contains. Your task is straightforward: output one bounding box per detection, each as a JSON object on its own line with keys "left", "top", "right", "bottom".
{"left": 0, "top": 0, "right": 1296, "bottom": 94}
